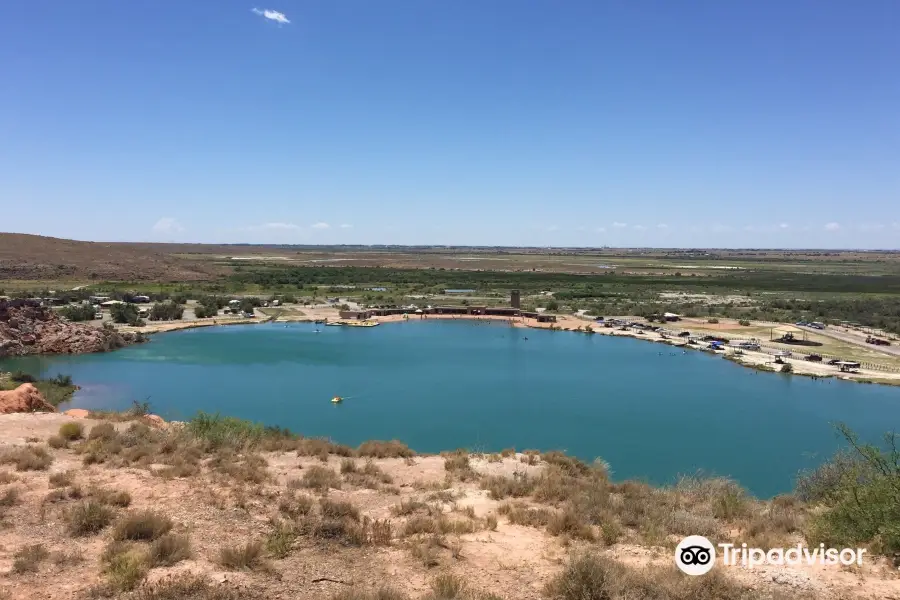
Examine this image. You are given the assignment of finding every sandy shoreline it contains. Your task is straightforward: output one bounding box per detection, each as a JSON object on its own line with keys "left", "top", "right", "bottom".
{"left": 116, "top": 310, "right": 900, "bottom": 387}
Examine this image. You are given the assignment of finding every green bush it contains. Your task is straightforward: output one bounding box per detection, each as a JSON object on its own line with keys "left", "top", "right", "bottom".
{"left": 59, "top": 422, "right": 84, "bottom": 441}
{"left": 110, "top": 303, "right": 141, "bottom": 325}
{"left": 738, "top": 319, "right": 751, "bottom": 326}
{"left": 149, "top": 302, "right": 184, "bottom": 321}
{"left": 798, "top": 425, "right": 900, "bottom": 556}
{"left": 59, "top": 304, "right": 96, "bottom": 322}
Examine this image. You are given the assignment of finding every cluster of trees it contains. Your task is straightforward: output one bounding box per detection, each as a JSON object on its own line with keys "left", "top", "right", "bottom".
{"left": 58, "top": 303, "right": 96, "bottom": 322}
{"left": 149, "top": 302, "right": 184, "bottom": 321}
{"left": 110, "top": 303, "right": 143, "bottom": 326}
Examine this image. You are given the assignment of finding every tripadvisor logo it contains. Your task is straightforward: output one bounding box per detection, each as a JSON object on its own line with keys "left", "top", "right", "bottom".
{"left": 675, "top": 536, "right": 716, "bottom": 576}
{"left": 675, "top": 536, "right": 867, "bottom": 575}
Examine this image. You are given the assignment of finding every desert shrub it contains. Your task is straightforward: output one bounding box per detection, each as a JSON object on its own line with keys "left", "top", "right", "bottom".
{"left": 547, "top": 504, "right": 595, "bottom": 540}
{"left": 88, "top": 422, "right": 118, "bottom": 441}
{"left": 92, "top": 487, "right": 132, "bottom": 507}
{"left": 278, "top": 493, "right": 315, "bottom": 518}
{"left": 47, "top": 435, "right": 68, "bottom": 449}
{"left": 300, "top": 465, "right": 341, "bottom": 491}
{"left": 265, "top": 521, "right": 297, "bottom": 558}
{"left": 781, "top": 362, "right": 793, "bottom": 373}
{"left": 128, "top": 574, "right": 260, "bottom": 600}
{"left": 102, "top": 541, "right": 149, "bottom": 591}
{"left": 711, "top": 481, "right": 750, "bottom": 521}
{"left": 186, "top": 412, "right": 266, "bottom": 449}
{"left": 49, "top": 470, "right": 75, "bottom": 488}
{"left": 218, "top": 540, "right": 265, "bottom": 570}
{"left": 59, "top": 422, "right": 84, "bottom": 441}
{"left": 403, "top": 515, "right": 437, "bottom": 536}
{"left": 110, "top": 302, "right": 142, "bottom": 325}
{"left": 149, "top": 533, "right": 192, "bottom": 566}
{"left": 0, "top": 445, "right": 53, "bottom": 471}
{"left": 12, "top": 544, "right": 49, "bottom": 573}
{"left": 800, "top": 425, "right": 900, "bottom": 556}
{"left": 340, "top": 458, "right": 358, "bottom": 473}
{"left": 392, "top": 498, "right": 429, "bottom": 516}
{"left": 68, "top": 500, "right": 114, "bottom": 536}
{"left": 330, "top": 588, "right": 411, "bottom": 600}
{"left": 498, "top": 502, "right": 552, "bottom": 528}
{"left": 113, "top": 510, "right": 173, "bottom": 541}
{"left": 357, "top": 440, "right": 415, "bottom": 458}
{"left": 486, "top": 513, "right": 498, "bottom": 531}
{"left": 707, "top": 317, "right": 719, "bottom": 324}
{"left": 481, "top": 474, "right": 537, "bottom": 500}
{"left": 739, "top": 319, "right": 751, "bottom": 326}
{"left": 320, "top": 498, "right": 361, "bottom": 521}
{"left": 0, "top": 486, "right": 20, "bottom": 506}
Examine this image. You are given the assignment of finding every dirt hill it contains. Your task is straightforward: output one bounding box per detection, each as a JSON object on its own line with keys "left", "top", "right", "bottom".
{"left": 0, "top": 413, "right": 896, "bottom": 600}
{"left": 0, "top": 233, "right": 225, "bottom": 282}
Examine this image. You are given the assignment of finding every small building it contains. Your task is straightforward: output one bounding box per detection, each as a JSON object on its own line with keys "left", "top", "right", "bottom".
{"left": 339, "top": 310, "right": 372, "bottom": 320}
{"left": 431, "top": 306, "right": 469, "bottom": 315}
{"left": 522, "top": 311, "right": 556, "bottom": 323}
{"left": 485, "top": 307, "right": 520, "bottom": 317}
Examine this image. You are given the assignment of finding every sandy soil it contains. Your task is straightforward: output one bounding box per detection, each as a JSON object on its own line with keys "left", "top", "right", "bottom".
{"left": 0, "top": 414, "right": 897, "bottom": 599}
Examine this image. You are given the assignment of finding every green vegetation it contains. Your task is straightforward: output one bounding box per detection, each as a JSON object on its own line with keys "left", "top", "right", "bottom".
{"left": 148, "top": 301, "right": 184, "bottom": 321}
{"left": 110, "top": 302, "right": 143, "bottom": 326}
{"left": 798, "top": 424, "right": 900, "bottom": 556}
{"left": 0, "top": 371, "right": 78, "bottom": 407}
{"left": 58, "top": 303, "right": 96, "bottom": 322}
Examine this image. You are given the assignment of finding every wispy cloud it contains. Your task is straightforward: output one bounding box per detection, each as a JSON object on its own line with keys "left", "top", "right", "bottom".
{"left": 612, "top": 222, "right": 627, "bottom": 229}
{"left": 824, "top": 222, "right": 841, "bottom": 231}
{"left": 778, "top": 222, "right": 790, "bottom": 229}
{"left": 251, "top": 7, "right": 290, "bottom": 24}
{"left": 657, "top": 223, "right": 668, "bottom": 229}
{"left": 339, "top": 223, "right": 353, "bottom": 229}
{"left": 632, "top": 224, "right": 647, "bottom": 231}
{"left": 152, "top": 217, "right": 184, "bottom": 234}
{"left": 858, "top": 223, "right": 885, "bottom": 232}
{"left": 595, "top": 226, "right": 606, "bottom": 233}
{"left": 311, "top": 222, "right": 330, "bottom": 230}
{"left": 256, "top": 222, "right": 301, "bottom": 231}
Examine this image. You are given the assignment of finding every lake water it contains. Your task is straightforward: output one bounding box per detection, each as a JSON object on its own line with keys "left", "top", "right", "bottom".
{"left": 4, "top": 320, "right": 900, "bottom": 497}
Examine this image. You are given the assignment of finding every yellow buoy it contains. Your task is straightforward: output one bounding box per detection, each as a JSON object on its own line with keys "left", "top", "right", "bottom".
{"left": 331, "top": 396, "right": 343, "bottom": 403}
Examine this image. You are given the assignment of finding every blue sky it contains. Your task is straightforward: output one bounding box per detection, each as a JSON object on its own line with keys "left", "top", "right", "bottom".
{"left": 1, "top": 1, "right": 898, "bottom": 248}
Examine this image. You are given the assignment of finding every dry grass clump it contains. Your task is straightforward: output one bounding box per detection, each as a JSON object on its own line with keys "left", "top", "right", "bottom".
{"left": 0, "top": 486, "right": 20, "bottom": 507}
{"left": 47, "top": 435, "right": 68, "bottom": 449}
{"left": 330, "top": 587, "right": 411, "bottom": 600}
{"left": 102, "top": 541, "right": 150, "bottom": 591}
{"left": 544, "top": 552, "right": 811, "bottom": 600}
{"left": 300, "top": 465, "right": 341, "bottom": 491}
{"left": 48, "top": 469, "right": 76, "bottom": 488}
{"left": 392, "top": 498, "right": 431, "bottom": 516}
{"left": 443, "top": 450, "right": 477, "bottom": 481}
{"left": 357, "top": 440, "right": 415, "bottom": 458}
{"left": 128, "top": 574, "right": 260, "bottom": 600}
{"left": 113, "top": 510, "right": 173, "bottom": 541}
{"left": 91, "top": 486, "right": 132, "bottom": 507}
{"left": 480, "top": 474, "right": 537, "bottom": 500}
{"left": 278, "top": 492, "right": 315, "bottom": 518}
{"left": 0, "top": 470, "right": 15, "bottom": 484}
{"left": 343, "top": 459, "right": 394, "bottom": 488}
{"left": 311, "top": 515, "right": 392, "bottom": 547}
{"left": 296, "top": 437, "right": 354, "bottom": 458}
{"left": 149, "top": 533, "right": 192, "bottom": 566}
{"left": 12, "top": 543, "right": 50, "bottom": 573}
{"left": 218, "top": 540, "right": 266, "bottom": 571}
{"left": 207, "top": 451, "right": 268, "bottom": 483}
{"left": 497, "top": 502, "right": 553, "bottom": 528}
{"left": 0, "top": 445, "right": 53, "bottom": 471}
{"left": 265, "top": 520, "right": 298, "bottom": 558}
{"left": 320, "top": 498, "right": 361, "bottom": 521}
{"left": 67, "top": 500, "right": 115, "bottom": 536}
{"left": 547, "top": 504, "right": 595, "bottom": 540}
{"left": 425, "top": 573, "right": 466, "bottom": 599}
{"left": 59, "top": 421, "right": 84, "bottom": 441}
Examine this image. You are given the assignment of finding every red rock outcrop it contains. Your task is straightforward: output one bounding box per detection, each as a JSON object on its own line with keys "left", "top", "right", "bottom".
{"left": 0, "top": 299, "right": 143, "bottom": 357}
{"left": 0, "top": 383, "right": 56, "bottom": 414}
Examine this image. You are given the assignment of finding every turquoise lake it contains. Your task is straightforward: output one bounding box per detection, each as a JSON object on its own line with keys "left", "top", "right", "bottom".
{"left": 4, "top": 320, "right": 900, "bottom": 497}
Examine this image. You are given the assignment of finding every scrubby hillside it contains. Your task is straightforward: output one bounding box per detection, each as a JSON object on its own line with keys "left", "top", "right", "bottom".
{"left": 0, "top": 413, "right": 897, "bottom": 600}
{"left": 0, "top": 233, "right": 223, "bottom": 282}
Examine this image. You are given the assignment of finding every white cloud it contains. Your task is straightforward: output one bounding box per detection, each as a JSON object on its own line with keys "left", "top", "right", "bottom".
{"left": 824, "top": 222, "right": 841, "bottom": 231}
{"left": 632, "top": 225, "right": 647, "bottom": 231}
{"left": 251, "top": 7, "right": 290, "bottom": 24}
{"left": 657, "top": 223, "right": 668, "bottom": 229}
{"left": 595, "top": 227, "right": 606, "bottom": 233}
{"left": 339, "top": 223, "right": 353, "bottom": 229}
{"left": 152, "top": 218, "right": 184, "bottom": 234}
{"left": 311, "top": 222, "right": 330, "bottom": 230}
{"left": 260, "top": 222, "right": 300, "bottom": 230}
{"left": 612, "top": 222, "right": 627, "bottom": 229}
{"left": 892, "top": 222, "right": 900, "bottom": 230}
{"left": 779, "top": 222, "right": 789, "bottom": 229}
